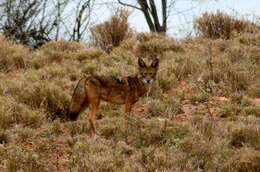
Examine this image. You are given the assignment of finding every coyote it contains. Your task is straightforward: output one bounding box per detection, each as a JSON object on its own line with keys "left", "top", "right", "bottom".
{"left": 68, "top": 57, "right": 159, "bottom": 142}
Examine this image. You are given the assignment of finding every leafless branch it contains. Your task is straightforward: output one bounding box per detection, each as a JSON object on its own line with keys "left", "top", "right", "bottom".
{"left": 72, "top": 0, "right": 93, "bottom": 41}
{"left": 118, "top": 0, "right": 142, "bottom": 10}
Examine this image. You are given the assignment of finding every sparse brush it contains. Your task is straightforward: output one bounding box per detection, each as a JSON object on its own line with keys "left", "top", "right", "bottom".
{"left": 99, "top": 117, "right": 124, "bottom": 140}
{"left": 136, "top": 146, "right": 177, "bottom": 171}
{"left": 157, "top": 58, "right": 178, "bottom": 92}
{"left": 147, "top": 98, "right": 167, "bottom": 116}
{"left": 172, "top": 55, "right": 201, "bottom": 81}
{"left": 109, "top": 46, "right": 136, "bottom": 63}
{"left": 135, "top": 32, "right": 183, "bottom": 58}
{"left": 128, "top": 117, "right": 189, "bottom": 148}
{"left": 242, "top": 106, "right": 260, "bottom": 117}
{"left": 66, "top": 121, "right": 90, "bottom": 137}
{"left": 230, "top": 92, "right": 244, "bottom": 104}
{"left": 195, "top": 11, "right": 259, "bottom": 39}
{"left": 81, "top": 61, "right": 99, "bottom": 75}
{"left": 8, "top": 81, "right": 70, "bottom": 120}
{"left": 76, "top": 48, "right": 104, "bottom": 61}
{"left": 49, "top": 119, "right": 63, "bottom": 136}
{"left": 0, "top": 37, "right": 30, "bottom": 72}
{"left": 5, "top": 146, "right": 47, "bottom": 172}
{"left": 0, "top": 96, "right": 45, "bottom": 129}
{"left": 128, "top": 117, "right": 164, "bottom": 147}
{"left": 203, "top": 48, "right": 255, "bottom": 93}
{"left": 17, "top": 127, "right": 34, "bottom": 143}
{"left": 147, "top": 97, "right": 182, "bottom": 118}
{"left": 247, "top": 46, "right": 260, "bottom": 66}
{"left": 190, "top": 86, "right": 209, "bottom": 103}
{"left": 90, "top": 9, "right": 131, "bottom": 53}
{"left": 41, "top": 40, "right": 82, "bottom": 53}
{"left": 178, "top": 135, "right": 216, "bottom": 171}
{"left": 223, "top": 148, "right": 260, "bottom": 172}
{"left": 191, "top": 116, "right": 215, "bottom": 139}
{"left": 0, "top": 11, "right": 260, "bottom": 171}
{"left": 39, "top": 40, "right": 83, "bottom": 63}
{"left": 237, "top": 32, "right": 260, "bottom": 46}
{"left": 2, "top": 78, "right": 70, "bottom": 121}
{"left": 230, "top": 127, "right": 260, "bottom": 149}
{"left": 118, "top": 36, "right": 136, "bottom": 51}
{"left": 66, "top": 136, "right": 125, "bottom": 171}
{"left": 163, "top": 123, "right": 190, "bottom": 145}
{"left": 219, "top": 102, "right": 241, "bottom": 118}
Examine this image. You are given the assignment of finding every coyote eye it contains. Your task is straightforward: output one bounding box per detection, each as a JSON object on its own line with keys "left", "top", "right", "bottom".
{"left": 143, "top": 72, "right": 147, "bottom": 75}
{"left": 149, "top": 73, "right": 153, "bottom": 75}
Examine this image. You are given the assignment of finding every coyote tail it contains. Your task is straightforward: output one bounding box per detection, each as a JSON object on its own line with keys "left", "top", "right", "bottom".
{"left": 68, "top": 77, "right": 88, "bottom": 120}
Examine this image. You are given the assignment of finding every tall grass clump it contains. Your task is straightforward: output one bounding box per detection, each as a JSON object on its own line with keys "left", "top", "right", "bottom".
{"left": 0, "top": 96, "right": 45, "bottom": 129}
{"left": 195, "top": 11, "right": 258, "bottom": 39}
{"left": 223, "top": 148, "right": 260, "bottom": 172}
{"left": 0, "top": 36, "right": 30, "bottom": 72}
{"left": 90, "top": 9, "right": 131, "bottom": 53}
{"left": 39, "top": 40, "right": 83, "bottom": 63}
{"left": 230, "top": 127, "right": 260, "bottom": 149}
{"left": 135, "top": 32, "right": 183, "bottom": 58}
{"left": 4, "top": 80, "right": 70, "bottom": 120}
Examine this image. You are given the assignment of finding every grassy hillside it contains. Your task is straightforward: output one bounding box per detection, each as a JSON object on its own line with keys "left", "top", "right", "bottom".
{"left": 0, "top": 19, "right": 260, "bottom": 171}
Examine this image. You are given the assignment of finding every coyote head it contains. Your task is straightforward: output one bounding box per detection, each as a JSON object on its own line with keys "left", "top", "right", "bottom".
{"left": 138, "top": 57, "right": 159, "bottom": 85}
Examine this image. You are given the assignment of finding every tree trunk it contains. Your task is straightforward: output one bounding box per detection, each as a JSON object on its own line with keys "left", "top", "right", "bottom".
{"left": 137, "top": 0, "right": 167, "bottom": 33}
{"left": 161, "top": 0, "right": 167, "bottom": 32}
{"left": 118, "top": 0, "right": 168, "bottom": 33}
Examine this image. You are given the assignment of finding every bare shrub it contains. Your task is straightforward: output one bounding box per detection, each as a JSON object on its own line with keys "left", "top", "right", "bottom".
{"left": 90, "top": 9, "right": 131, "bottom": 53}
{"left": 195, "top": 11, "right": 259, "bottom": 39}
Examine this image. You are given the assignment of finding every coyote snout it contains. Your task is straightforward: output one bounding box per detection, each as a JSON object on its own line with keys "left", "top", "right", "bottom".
{"left": 68, "top": 57, "right": 159, "bottom": 143}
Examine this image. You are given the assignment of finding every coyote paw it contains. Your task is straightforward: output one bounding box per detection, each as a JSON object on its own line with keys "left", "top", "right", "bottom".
{"left": 91, "top": 130, "right": 100, "bottom": 140}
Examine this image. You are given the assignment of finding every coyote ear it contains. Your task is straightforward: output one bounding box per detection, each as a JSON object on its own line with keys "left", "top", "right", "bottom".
{"left": 138, "top": 58, "right": 146, "bottom": 68}
{"left": 151, "top": 58, "right": 159, "bottom": 68}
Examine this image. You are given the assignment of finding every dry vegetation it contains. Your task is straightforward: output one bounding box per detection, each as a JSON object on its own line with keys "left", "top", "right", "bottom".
{"left": 195, "top": 11, "right": 259, "bottom": 39}
{"left": 90, "top": 9, "right": 131, "bottom": 53}
{"left": 0, "top": 12, "right": 260, "bottom": 171}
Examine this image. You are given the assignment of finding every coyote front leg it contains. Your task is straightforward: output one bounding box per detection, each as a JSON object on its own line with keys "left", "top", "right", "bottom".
{"left": 124, "top": 103, "right": 132, "bottom": 144}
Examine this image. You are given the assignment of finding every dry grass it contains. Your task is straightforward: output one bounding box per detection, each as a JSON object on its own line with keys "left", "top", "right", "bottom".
{"left": 0, "top": 12, "right": 259, "bottom": 171}
{"left": 135, "top": 32, "right": 183, "bottom": 58}
{"left": 0, "top": 36, "right": 30, "bottom": 72}
{"left": 230, "top": 127, "right": 260, "bottom": 149}
{"left": 195, "top": 11, "right": 259, "bottom": 39}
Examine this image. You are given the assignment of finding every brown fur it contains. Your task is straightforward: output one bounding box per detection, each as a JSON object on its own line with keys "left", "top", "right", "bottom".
{"left": 68, "top": 58, "right": 159, "bottom": 142}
